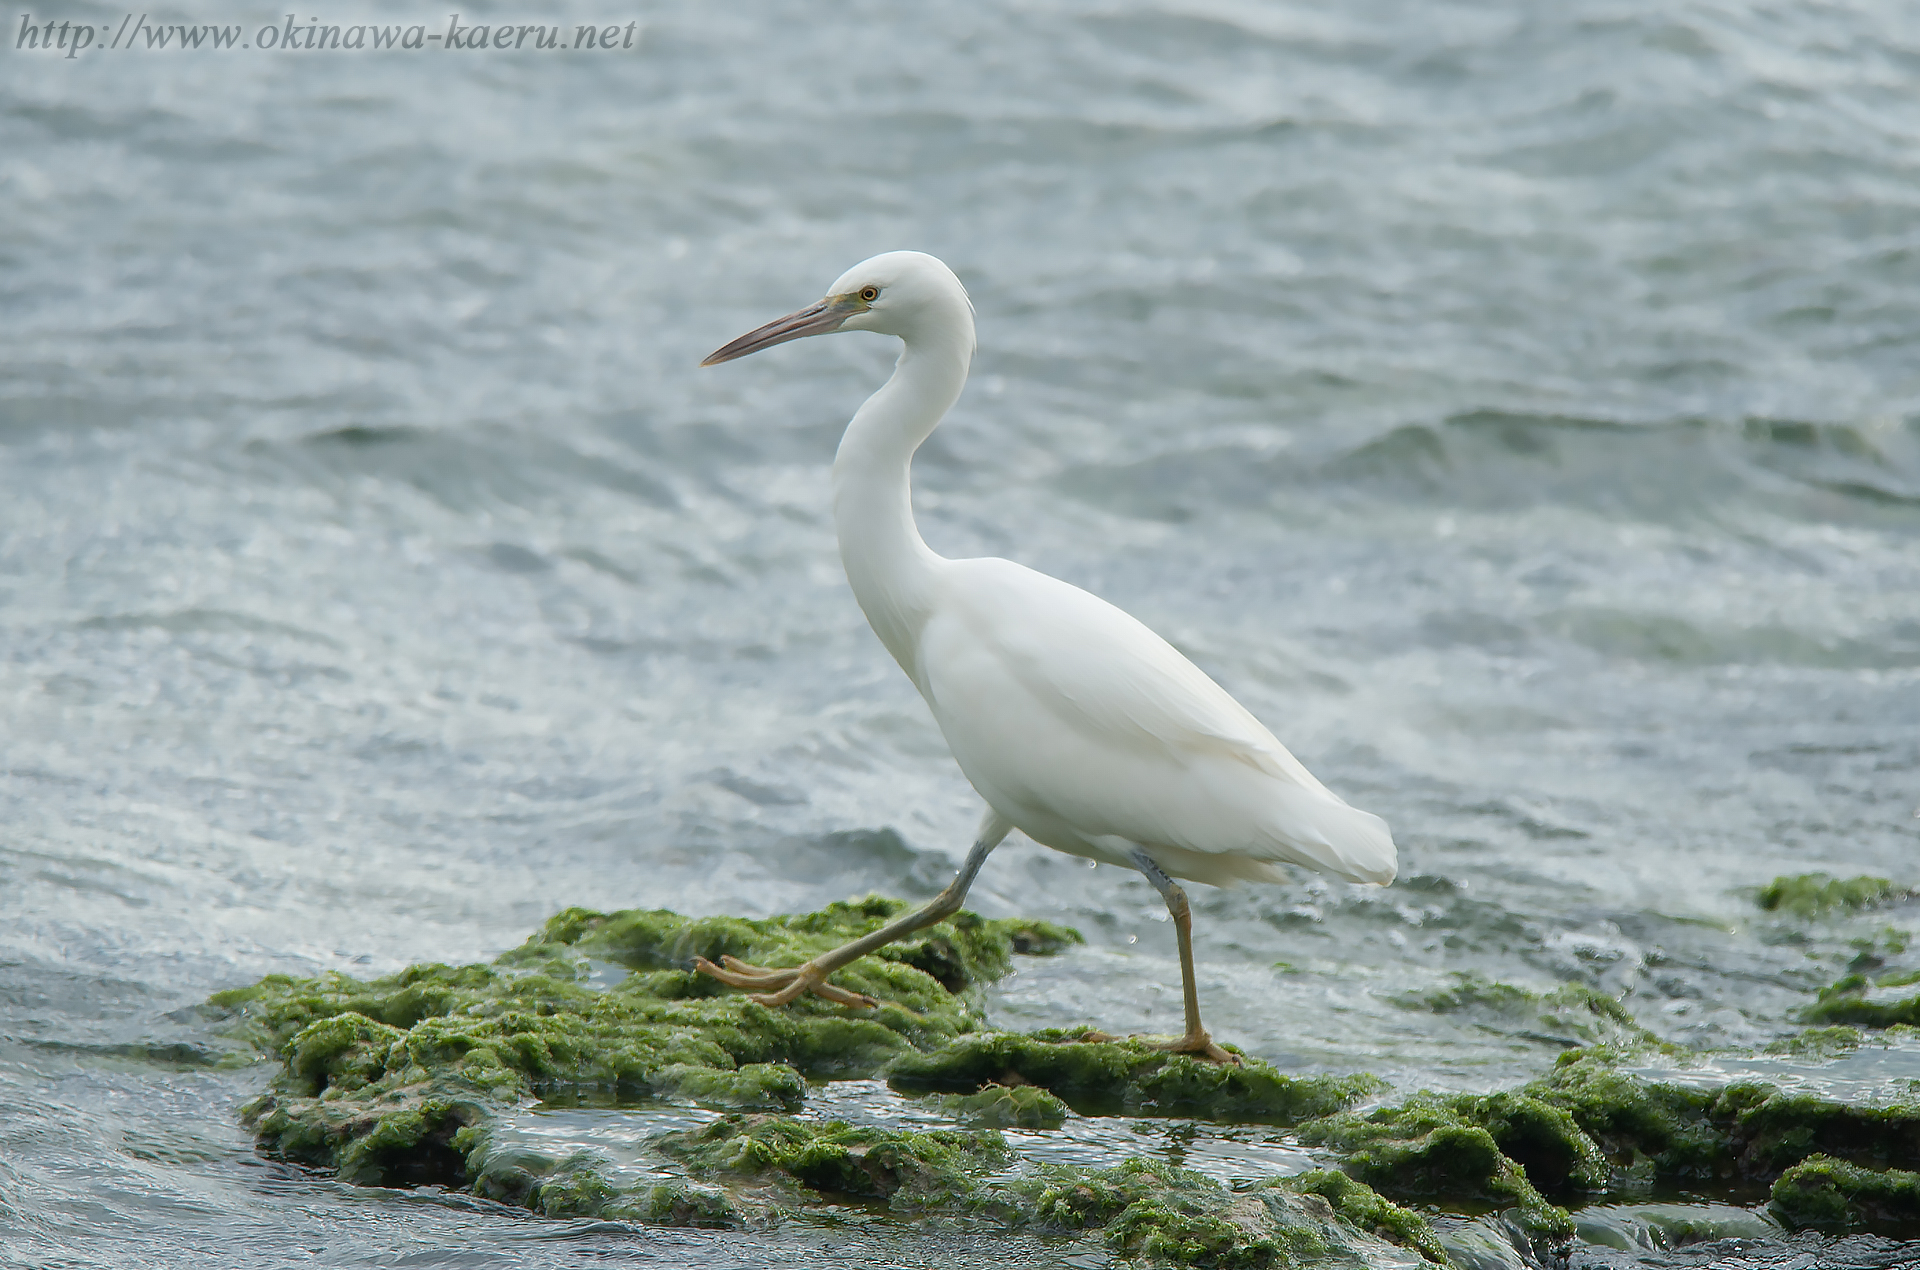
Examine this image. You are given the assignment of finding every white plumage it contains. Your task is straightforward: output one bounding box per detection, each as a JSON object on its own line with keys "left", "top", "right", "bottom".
{"left": 919, "top": 557, "right": 1395, "bottom": 889}
{"left": 696, "top": 250, "right": 1394, "bottom": 1061}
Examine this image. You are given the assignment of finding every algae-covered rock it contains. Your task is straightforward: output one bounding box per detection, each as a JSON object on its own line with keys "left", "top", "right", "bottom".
{"left": 1281, "top": 1047, "right": 1915, "bottom": 1250}
{"left": 1521, "top": 1048, "right": 1726, "bottom": 1183}
{"left": 1517, "top": 1047, "right": 1920, "bottom": 1196}
{"left": 281, "top": 1012, "right": 411, "bottom": 1096}
{"left": 460, "top": 1126, "right": 749, "bottom": 1225}
{"left": 212, "top": 898, "right": 1080, "bottom": 1214}
{"left": 1756, "top": 873, "right": 1907, "bottom": 918}
{"left": 657, "top": 1115, "right": 1462, "bottom": 1263}
{"left": 1571, "top": 1201, "right": 1784, "bottom": 1252}
{"left": 886, "top": 1028, "right": 1384, "bottom": 1122}
{"left": 624, "top": 1181, "right": 744, "bottom": 1227}
{"left": 1280, "top": 1169, "right": 1448, "bottom": 1264}
{"left": 657, "top": 1113, "right": 1010, "bottom": 1212}
{"left": 209, "top": 895, "right": 1920, "bottom": 1261}
{"left": 1764, "top": 1026, "right": 1865, "bottom": 1057}
{"left": 1800, "top": 973, "right": 1920, "bottom": 1029}
{"left": 512, "top": 895, "right": 1082, "bottom": 995}
{"left": 648, "top": 1061, "right": 808, "bottom": 1110}
{"left": 1007, "top": 1156, "right": 1422, "bottom": 1268}
{"left": 1716, "top": 1081, "right": 1920, "bottom": 1177}
{"left": 1387, "top": 972, "right": 1653, "bottom": 1048}
{"left": 1103, "top": 1190, "right": 1317, "bottom": 1268}
{"left": 934, "top": 1082, "right": 1071, "bottom": 1130}
{"left": 241, "top": 1077, "right": 489, "bottom": 1188}
{"left": 1294, "top": 1092, "right": 1582, "bottom": 1245}
{"left": 1770, "top": 1154, "right": 1920, "bottom": 1235}
{"left": 520, "top": 1157, "right": 620, "bottom": 1218}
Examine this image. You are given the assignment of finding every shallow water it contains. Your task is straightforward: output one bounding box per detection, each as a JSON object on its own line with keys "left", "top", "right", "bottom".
{"left": 3, "top": 1, "right": 1918, "bottom": 1265}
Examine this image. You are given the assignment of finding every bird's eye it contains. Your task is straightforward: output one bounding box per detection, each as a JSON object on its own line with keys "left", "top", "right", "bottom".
{"left": 859, "top": 286, "right": 879, "bottom": 302}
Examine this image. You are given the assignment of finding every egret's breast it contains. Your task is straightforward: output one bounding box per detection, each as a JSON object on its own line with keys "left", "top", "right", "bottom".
{"left": 912, "top": 605, "right": 1083, "bottom": 839}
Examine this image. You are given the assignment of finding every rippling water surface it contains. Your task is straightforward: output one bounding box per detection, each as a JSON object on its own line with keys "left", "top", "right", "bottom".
{"left": 3, "top": 2, "right": 1918, "bottom": 1266}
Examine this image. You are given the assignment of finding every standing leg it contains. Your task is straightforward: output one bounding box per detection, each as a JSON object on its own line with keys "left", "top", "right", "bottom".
{"left": 696, "top": 809, "right": 1013, "bottom": 1008}
{"left": 1128, "top": 847, "right": 1240, "bottom": 1065}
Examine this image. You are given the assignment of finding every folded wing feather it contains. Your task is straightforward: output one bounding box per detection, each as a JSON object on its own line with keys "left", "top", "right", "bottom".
{"left": 931, "top": 558, "right": 1395, "bottom": 885}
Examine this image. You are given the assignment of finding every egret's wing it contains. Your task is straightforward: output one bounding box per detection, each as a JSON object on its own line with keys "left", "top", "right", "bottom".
{"left": 924, "top": 558, "right": 1395, "bottom": 885}
{"left": 939, "top": 558, "right": 1330, "bottom": 793}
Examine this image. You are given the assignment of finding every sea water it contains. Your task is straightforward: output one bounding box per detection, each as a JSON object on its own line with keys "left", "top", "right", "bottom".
{"left": 2, "top": 2, "right": 1917, "bottom": 1266}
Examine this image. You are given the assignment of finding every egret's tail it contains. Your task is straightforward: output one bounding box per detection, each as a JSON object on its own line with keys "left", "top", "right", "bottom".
{"left": 1268, "top": 794, "right": 1397, "bottom": 886}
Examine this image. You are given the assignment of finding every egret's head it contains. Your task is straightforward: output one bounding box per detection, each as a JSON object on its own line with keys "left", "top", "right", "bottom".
{"left": 701, "top": 251, "right": 973, "bottom": 366}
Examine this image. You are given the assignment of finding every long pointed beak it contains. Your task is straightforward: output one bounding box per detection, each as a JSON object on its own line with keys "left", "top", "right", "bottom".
{"left": 701, "top": 296, "right": 860, "bottom": 366}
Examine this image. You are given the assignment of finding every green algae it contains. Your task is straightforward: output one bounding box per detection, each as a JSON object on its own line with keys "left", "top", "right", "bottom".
{"left": 217, "top": 901, "right": 1080, "bottom": 1097}
{"left": 1007, "top": 1156, "right": 1422, "bottom": 1268}
{"left": 1103, "top": 1190, "right": 1322, "bottom": 1268}
{"left": 627, "top": 1181, "right": 744, "bottom": 1227}
{"left": 647, "top": 1117, "right": 1449, "bottom": 1265}
{"left": 1520, "top": 1048, "right": 1726, "bottom": 1183}
{"left": 1294, "top": 1092, "right": 1583, "bottom": 1243}
{"left": 517, "top": 1158, "right": 620, "bottom": 1218}
{"left": 1756, "top": 873, "right": 1906, "bottom": 918}
{"left": 1719, "top": 1081, "right": 1920, "bottom": 1177}
{"left": 464, "top": 1133, "right": 613, "bottom": 1217}
{"left": 933, "top": 1082, "right": 1071, "bottom": 1130}
{"left": 1015, "top": 1157, "right": 1205, "bottom": 1233}
{"left": 1393, "top": 975, "right": 1537, "bottom": 1016}
{"left": 1516, "top": 1047, "right": 1920, "bottom": 1193}
{"left": 216, "top": 899, "right": 1081, "bottom": 1207}
{"left": 1764, "top": 1026, "right": 1865, "bottom": 1057}
{"left": 658, "top": 1112, "right": 1011, "bottom": 1211}
{"left": 212, "top": 888, "right": 1451, "bottom": 1264}
{"left": 1280, "top": 1169, "right": 1449, "bottom": 1264}
{"left": 1290, "top": 1045, "right": 1920, "bottom": 1248}
{"left": 1770, "top": 1154, "right": 1920, "bottom": 1235}
{"left": 518, "top": 896, "right": 1082, "bottom": 995}
{"left": 1388, "top": 973, "right": 1653, "bottom": 1048}
{"left": 885, "top": 1028, "right": 1385, "bottom": 1123}
{"left": 209, "top": 897, "right": 1920, "bottom": 1262}
{"left": 460, "top": 1127, "right": 747, "bottom": 1225}
{"left": 1801, "top": 973, "right": 1920, "bottom": 1029}
{"left": 243, "top": 1076, "right": 489, "bottom": 1188}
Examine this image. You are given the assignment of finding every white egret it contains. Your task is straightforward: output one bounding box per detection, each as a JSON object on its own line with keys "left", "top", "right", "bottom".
{"left": 696, "top": 252, "right": 1395, "bottom": 1063}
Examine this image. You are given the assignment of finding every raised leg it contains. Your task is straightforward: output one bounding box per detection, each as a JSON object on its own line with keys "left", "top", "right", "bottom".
{"left": 1128, "top": 848, "right": 1240, "bottom": 1065}
{"left": 695, "top": 809, "right": 1012, "bottom": 1008}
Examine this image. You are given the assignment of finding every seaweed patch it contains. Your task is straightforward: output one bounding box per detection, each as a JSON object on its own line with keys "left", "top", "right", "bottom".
{"left": 206, "top": 898, "right": 1920, "bottom": 1263}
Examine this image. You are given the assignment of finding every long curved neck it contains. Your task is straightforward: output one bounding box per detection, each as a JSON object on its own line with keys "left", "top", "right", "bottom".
{"left": 832, "top": 325, "right": 971, "bottom": 683}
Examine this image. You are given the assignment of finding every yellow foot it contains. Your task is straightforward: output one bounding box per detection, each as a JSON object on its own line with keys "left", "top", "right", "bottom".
{"left": 691, "top": 954, "right": 879, "bottom": 1010}
{"left": 1075, "top": 1028, "right": 1241, "bottom": 1066}
{"left": 1151, "top": 1030, "right": 1242, "bottom": 1066}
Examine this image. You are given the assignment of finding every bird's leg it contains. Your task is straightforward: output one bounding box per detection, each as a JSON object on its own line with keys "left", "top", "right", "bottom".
{"left": 1128, "top": 848, "right": 1241, "bottom": 1066}
{"left": 695, "top": 810, "right": 1012, "bottom": 1009}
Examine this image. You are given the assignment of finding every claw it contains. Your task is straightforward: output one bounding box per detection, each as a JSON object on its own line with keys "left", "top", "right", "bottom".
{"left": 704, "top": 954, "right": 801, "bottom": 990}
{"left": 783, "top": 977, "right": 881, "bottom": 1009}
{"left": 692, "top": 955, "right": 882, "bottom": 1010}
{"left": 1067, "top": 1027, "right": 1241, "bottom": 1065}
{"left": 1151, "top": 1030, "right": 1242, "bottom": 1066}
